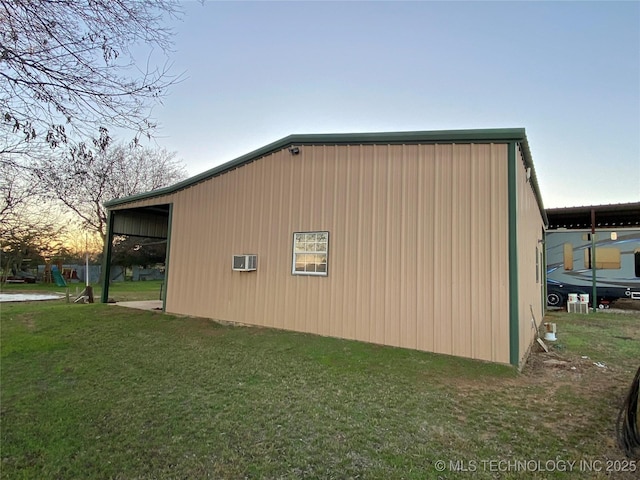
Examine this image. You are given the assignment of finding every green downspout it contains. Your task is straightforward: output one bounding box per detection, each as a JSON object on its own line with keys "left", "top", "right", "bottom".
{"left": 508, "top": 142, "right": 519, "bottom": 366}
{"left": 162, "top": 204, "right": 174, "bottom": 312}
{"left": 100, "top": 211, "right": 115, "bottom": 303}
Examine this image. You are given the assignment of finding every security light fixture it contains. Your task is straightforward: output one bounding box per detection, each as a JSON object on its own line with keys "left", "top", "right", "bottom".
{"left": 289, "top": 146, "right": 300, "bottom": 155}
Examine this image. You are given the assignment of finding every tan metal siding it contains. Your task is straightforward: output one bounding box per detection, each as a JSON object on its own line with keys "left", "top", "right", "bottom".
{"left": 157, "top": 143, "right": 510, "bottom": 363}
{"left": 516, "top": 144, "right": 546, "bottom": 365}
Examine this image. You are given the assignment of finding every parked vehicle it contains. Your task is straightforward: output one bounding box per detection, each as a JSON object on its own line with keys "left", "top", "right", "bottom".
{"left": 5, "top": 270, "right": 37, "bottom": 284}
{"left": 546, "top": 229, "right": 640, "bottom": 308}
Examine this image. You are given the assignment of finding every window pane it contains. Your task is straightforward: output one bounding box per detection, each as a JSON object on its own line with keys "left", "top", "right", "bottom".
{"left": 292, "top": 231, "right": 329, "bottom": 276}
{"left": 295, "top": 255, "right": 306, "bottom": 271}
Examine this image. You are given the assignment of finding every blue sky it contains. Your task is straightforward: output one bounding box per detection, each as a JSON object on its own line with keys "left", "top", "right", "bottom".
{"left": 142, "top": 1, "right": 639, "bottom": 208}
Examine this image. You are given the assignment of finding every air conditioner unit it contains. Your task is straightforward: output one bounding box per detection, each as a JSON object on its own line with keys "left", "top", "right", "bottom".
{"left": 232, "top": 254, "right": 257, "bottom": 272}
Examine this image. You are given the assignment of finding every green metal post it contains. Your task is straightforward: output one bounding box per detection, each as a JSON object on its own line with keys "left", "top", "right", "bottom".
{"left": 100, "top": 211, "right": 115, "bottom": 303}
{"left": 591, "top": 208, "right": 597, "bottom": 312}
{"left": 542, "top": 228, "right": 547, "bottom": 315}
{"left": 162, "top": 203, "right": 173, "bottom": 312}
{"left": 508, "top": 142, "right": 519, "bottom": 366}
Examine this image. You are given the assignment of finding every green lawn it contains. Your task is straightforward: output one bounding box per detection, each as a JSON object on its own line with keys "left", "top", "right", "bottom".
{"left": 1, "top": 296, "right": 639, "bottom": 479}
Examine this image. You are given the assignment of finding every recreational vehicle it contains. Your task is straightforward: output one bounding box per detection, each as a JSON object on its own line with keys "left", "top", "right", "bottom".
{"left": 546, "top": 228, "right": 640, "bottom": 308}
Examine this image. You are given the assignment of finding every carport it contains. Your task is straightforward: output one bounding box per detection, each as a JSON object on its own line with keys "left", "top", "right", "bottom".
{"left": 547, "top": 202, "right": 640, "bottom": 229}
{"left": 100, "top": 204, "right": 172, "bottom": 307}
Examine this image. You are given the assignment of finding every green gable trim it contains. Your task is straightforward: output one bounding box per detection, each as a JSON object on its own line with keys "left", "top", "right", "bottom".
{"left": 104, "top": 128, "right": 546, "bottom": 224}
{"left": 508, "top": 142, "right": 520, "bottom": 366}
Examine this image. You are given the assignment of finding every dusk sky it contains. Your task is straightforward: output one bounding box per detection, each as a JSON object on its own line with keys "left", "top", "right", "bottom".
{"left": 140, "top": 1, "right": 639, "bottom": 209}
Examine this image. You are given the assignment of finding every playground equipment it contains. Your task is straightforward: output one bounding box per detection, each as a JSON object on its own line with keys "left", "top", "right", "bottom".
{"left": 50, "top": 265, "right": 67, "bottom": 287}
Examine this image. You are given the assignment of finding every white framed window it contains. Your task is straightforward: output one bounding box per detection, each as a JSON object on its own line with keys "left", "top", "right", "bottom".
{"left": 292, "top": 231, "right": 329, "bottom": 276}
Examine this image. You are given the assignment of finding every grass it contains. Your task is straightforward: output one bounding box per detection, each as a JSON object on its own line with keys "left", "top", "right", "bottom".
{"left": 544, "top": 310, "right": 640, "bottom": 366}
{"left": 1, "top": 292, "right": 639, "bottom": 479}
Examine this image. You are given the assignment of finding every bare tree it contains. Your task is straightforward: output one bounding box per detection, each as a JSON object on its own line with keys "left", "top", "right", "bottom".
{"left": 0, "top": 193, "right": 68, "bottom": 280}
{"left": 0, "top": 0, "right": 183, "bottom": 159}
{"left": 35, "top": 142, "right": 187, "bottom": 245}
{"left": 0, "top": 162, "right": 38, "bottom": 227}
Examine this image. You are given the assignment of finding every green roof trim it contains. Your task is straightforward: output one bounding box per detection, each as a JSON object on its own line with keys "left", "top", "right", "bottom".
{"left": 104, "top": 128, "right": 547, "bottom": 223}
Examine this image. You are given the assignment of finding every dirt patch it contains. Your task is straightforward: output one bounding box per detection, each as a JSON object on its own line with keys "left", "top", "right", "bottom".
{"left": 19, "top": 314, "right": 37, "bottom": 330}
{"left": 523, "top": 340, "right": 633, "bottom": 392}
{"left": 188, "top": 317, "right": 228, "bottom": 336}
{"left": 452, "top": 335, "right": 638, "bottom": 474}
{"left": 524, "top": 347, "right": 640, "bottom": 473}
{"left": 609, "top": 298, "right": 640, "bottom": 312}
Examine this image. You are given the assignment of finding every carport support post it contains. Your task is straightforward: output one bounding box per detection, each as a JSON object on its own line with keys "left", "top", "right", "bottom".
{"left": 591, "top": 208, "right": 597, "bottom": 312}
{"left": 542, "top": 227, "right": 547, "bottom": 315}
{"left": 162, "top": 203, "right": 174, "bottom": 311}
{"left": 100, "top": 211, "right": 115, "bottom": 303}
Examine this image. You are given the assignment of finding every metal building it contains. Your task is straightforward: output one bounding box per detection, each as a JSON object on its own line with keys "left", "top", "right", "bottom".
{"left": 101, "top": 129, "right": 547, "bottom": 367}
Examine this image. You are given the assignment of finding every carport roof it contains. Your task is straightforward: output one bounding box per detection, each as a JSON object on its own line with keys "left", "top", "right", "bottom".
{"left": 104, "top": 128, "right": 544, "bottom": 219}
{"left": 546, "top": 202, "right": 640, "bottom": 229}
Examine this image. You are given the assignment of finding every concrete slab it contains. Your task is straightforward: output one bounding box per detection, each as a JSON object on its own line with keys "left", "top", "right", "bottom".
{"left": 112, "top": 300, "right": 163, "bottom": 311}
{"left": 0, "top": 293, "right": 64, "bottom": 302}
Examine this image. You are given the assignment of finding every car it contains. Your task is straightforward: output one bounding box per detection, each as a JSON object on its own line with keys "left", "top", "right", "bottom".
{"left": 6, "top": 271, "right": 37, "bottom": 284}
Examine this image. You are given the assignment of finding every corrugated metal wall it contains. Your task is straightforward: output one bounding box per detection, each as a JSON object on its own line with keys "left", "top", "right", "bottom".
{"left": 515, "top": 144, "right": 546, "bottom": 365}
{"left": 112, "top": 210, "right": 170, "bottom": 238}
{"left": 124, "top": 143, "right": 513, "bottom": 363}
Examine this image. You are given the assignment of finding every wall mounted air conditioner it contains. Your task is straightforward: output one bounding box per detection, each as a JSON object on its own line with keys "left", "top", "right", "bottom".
{"left": 232, "top": 254, "right": 257, "bottom": 272}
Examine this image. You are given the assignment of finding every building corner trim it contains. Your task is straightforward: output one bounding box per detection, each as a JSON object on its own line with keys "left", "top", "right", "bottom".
{"left": 508, "top": 142, "right": 519, "bottom": 366}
